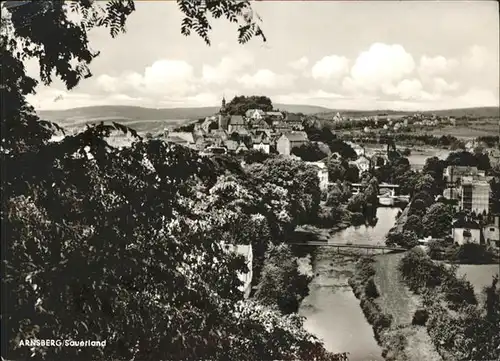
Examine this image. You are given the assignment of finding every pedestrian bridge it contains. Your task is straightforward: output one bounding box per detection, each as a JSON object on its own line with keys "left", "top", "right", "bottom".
{"left": 290, "top": 241, "right": 407, "bottom": 253}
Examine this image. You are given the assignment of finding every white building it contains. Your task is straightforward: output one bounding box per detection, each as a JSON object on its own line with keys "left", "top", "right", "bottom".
{"left": 252, "top": 140, "right": 270, "bottom": 154}
{"left": 460, "top": 176, "right": 491, "bottom": 215}
{"left": 452, "top": 218, "right": 481, "bottom": 245}
{"left": 305, "top": 161, "right": 329, "bottom": 191}
{"left": 483, "top": 216, "right": 500, "bottom": 248}
{"left": 350, "top": 155, "right": 371, "bottom": 175}
{"left": 245, "top": 109, "right": 265, "bottom": 121}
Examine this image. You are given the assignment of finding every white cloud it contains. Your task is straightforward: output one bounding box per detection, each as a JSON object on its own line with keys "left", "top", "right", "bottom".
{"left": 380, "top": 78, "right": 439, "bottom": 101}
{"left": 96, "top": 59, "right": 198, "bottom": 97}
{"left": 311, "top": 55, "right": 349, "bottom": 81}
{"left": 289, "top": 56, "right": 309, "bottom": 70}
{"left": 418, "top": 55, "right": 459, "bottom": 77}
{"left": 238, "top": 69, "right": 295, "bottom": 89}
{"left": 202, "top": 50, "right": 254, "bottom": 84}
{"left": 274, "top": 90, "right": 345, "bottom": 104}
{"left": 433, "top": 77, "right": 460, "bottom": 94}
{"left": 141, "top": 60, "right": 197, "bottom": 95}
{"left": 462, "top": 45, "right": 490, "bottom": 71}
{"left": 344, "top": 43, "right": 415, "bottom": 94}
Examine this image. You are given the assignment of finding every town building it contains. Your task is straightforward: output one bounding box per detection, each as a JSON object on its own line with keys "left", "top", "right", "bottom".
{"left": 452, "top": 218, "right": 481, "bottom": 245}
{"left": 217, "top": 96, "right": 230, "bottom": 130}
{"left": 266, "top": 111, "right": 284, "bottom": 120}
{"left": 460, "top": 176, "right": 491, "bottom": 215}
{"left": 165, "top": 131, "right": 196, "bottom": 149}
{"left": 228, "top": 115, "right": 246, "bottom": 133}
{"left": 350, "top": 155, "right": 371, "bottom": 175}
{"left": 283, "top": 113, "right": 304, "bottom": 130}
{"left": 235, "top": 142, "right": 249, "bottom": 153}
{"left": 483, "top": 215, "right": 500, "bottom": 248}
{"left": 245, "top": 109, "right": 265, "bottom": 121}
{"left": 276, "top": 131, "right": 309, "bottom": 156}
{"left": 332, "top": 112, "right": 344, "bottom": 123}
{"left": 305, "top": 161, "right": 329, "bottom": 191}
{"left": 273, "top": 121, "right": 293, "bottom": 133}
{"left": 443, "top": 165, "right": 485, "bottom": 184}
{"left": 252, "top": 133, "right": 271, "bottom": 154}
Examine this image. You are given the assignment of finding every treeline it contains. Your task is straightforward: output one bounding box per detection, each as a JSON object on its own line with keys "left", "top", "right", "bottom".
{"left": 399, "top": 249, "right": 500, "bottom": 361}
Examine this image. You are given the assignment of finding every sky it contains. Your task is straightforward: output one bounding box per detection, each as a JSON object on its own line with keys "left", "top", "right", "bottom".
{"left": 22, "top": 0, "right": 500, "bottom": 111}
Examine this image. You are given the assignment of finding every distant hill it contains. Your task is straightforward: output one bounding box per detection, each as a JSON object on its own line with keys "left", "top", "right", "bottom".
{"left": 38, "top": 104, "right": 331, "bottom": 126}
{"left": 315, "top": 107, "right": 500, "bottom": 119}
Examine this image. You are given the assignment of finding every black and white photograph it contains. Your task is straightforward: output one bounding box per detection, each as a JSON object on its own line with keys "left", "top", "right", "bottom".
{"left": 1, "top": 1, "right": 500, "bottom": 360}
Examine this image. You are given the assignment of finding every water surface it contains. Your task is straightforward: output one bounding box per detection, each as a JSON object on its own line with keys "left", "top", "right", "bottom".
{"left": 298, "top": 207, "right": 399, "bottom": 361}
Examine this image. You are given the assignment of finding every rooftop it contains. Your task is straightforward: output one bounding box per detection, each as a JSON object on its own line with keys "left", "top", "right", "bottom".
{"left": 282, "top": 131, "right": 308, "bottom": 142}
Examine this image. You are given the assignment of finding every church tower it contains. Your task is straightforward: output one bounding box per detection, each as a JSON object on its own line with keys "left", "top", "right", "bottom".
{"left": 218, "top": 95, "right": 229, "bottom": 130}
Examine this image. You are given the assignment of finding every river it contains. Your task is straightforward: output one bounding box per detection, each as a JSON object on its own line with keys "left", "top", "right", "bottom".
{"left": 298, "top": 207, "right": 400, "bottom": 361}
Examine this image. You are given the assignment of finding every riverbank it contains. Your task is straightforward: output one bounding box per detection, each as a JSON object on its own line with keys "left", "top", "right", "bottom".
{"left": 299, "top": 247, "right": 384, "bottom": 361}
{"left": 349, "top": 255, "right": 443, "bottom": 361}
{"left": 399, "top": 248, "right": 500, "bottom": 360}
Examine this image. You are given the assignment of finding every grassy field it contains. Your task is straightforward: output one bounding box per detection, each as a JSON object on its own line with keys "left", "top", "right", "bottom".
{"left": 373, "top": 253, "right": 442, "bottom": 361}
{"left": 429, "top": 124, "right": 499, "bottom": 139}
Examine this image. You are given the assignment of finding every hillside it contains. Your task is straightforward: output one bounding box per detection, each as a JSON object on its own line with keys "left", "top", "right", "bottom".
{"left": 315, "top": 107, "right": 500, "bottom": 119}
{"left": 38, "top": 103, "right": 331, "bottom": 125}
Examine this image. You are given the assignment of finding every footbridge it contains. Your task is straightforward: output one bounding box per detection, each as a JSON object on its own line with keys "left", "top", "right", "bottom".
{"left": 290, "top": 241, "right": 407, "bottom": 254}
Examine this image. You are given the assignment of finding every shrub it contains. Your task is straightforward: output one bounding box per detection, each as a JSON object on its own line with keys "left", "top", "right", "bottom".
{"left": 442, "top": 274, "right": 477, "bottom": 310}
{"left": 412, "top": 309, "right": 429, "bottom": 326}
{"left": 365, "top": 277, "right": 380, "bottom": 299}
{"left": 386, "top": 230, "right": 419, "bottom": 249}
{"left": 350, "top": 211, "right": 365, "bottom": 226}
{"left": 452, "top": 243, "right": 495, "bottom": 264}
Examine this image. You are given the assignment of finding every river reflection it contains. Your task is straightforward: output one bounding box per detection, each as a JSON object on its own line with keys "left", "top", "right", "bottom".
{"left": 328, "top": 207, "right": 401, "bottom": 245}
{"left": 298, "top": 208, "right": 399, "bottom": 361}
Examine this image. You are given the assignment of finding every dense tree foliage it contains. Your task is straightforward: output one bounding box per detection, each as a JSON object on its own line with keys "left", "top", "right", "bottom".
{"left": 225, "top": 95, "right": 273, "bottom": 115}
{"left": 255, "top": 244, "right": 312, "bottom": 314}
{"left": 1, "top": 1, "right": 347, "bottom": 360}
{"left": 446, "top": 150, "right": 491, "bottom": 171}
{"left": 422, "top": 203, "right": 453, "bottom": 238}
{"left": 292, "top": 141, "right": 330, "bottom": 162}
{"left": 386, "top": 230, "right": 419, "bottom": 249}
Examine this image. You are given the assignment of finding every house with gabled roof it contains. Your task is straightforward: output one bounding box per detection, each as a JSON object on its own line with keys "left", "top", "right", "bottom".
{"left": 245, "top": 109, "right": 265, "bottom": 121}
{"left": 228, "top": 115, "right": 246, "bottom": 133}
{"left": 266, "top": 111, "right": 284, "bottom": 120}
{"left": 350, "top": 155, "right": 371, "bottom": 175}
{"left": 452, "top": 217, "right": 481, "bottom": 245}
{"left": 168, "top": 132, "right": 195, "bottom": 144}
{"left": 252, "top": 133, "right": 271, "bottom": 154}
{"left": 236, "top": 142, "right": 249, "bottom": 154}
{"left": 283, "top": 113, "right": 304, "bottom": 130}
{"left": 276, "top": 131, "right": 309, "bottom": 156}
